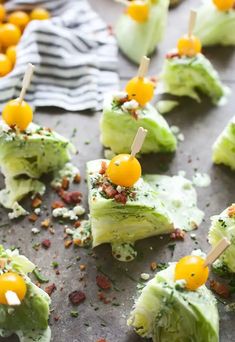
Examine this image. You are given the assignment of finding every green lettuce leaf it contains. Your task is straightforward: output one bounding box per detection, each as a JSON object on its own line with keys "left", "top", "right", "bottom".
{"left": 128, "top": 263, "right": 219, "bottom": 342}
{"left": 115, "top": 0, "right": 169, "bottom": 64}
{"left": 212, "top": 116, "right": 235, "bottom": 170}
{"left": 208, "top": 206, "right": 235, "bottom": 273}
{"left": 160, "top": 53, "right": 229, "bottom": 105}
{"left": 101, "top": 94, "right": 177, "bottom": 154}
{"left": 194, "top": 0, "right": 235, "bottom": 46}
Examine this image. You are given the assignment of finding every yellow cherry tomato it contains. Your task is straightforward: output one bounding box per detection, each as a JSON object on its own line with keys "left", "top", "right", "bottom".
{"left": 0, "top": 272, "right": 27, "bottom": 305}
{"left": 126, "top": 76, "right": 154, "bottom": 107}
{"left": 6, "top": 46, "right": 17, "bottom": 65}
{"left": 177, "top": 34, "right": 202, "bottom": 57}
{"left": 174, "top": 255, "right": 209, "bottom": 291}
{"left": 0, "top": 23, "right": 21, "bottom": 48}
{"left": 213, "top": 0, "right": 234, "bottom": 11}
{"left": 106, "top": 154, "right": 141, "bottom": 187}
{"left": 30, "top": 7, "right": 50, "bottom": 21}
{"left": 8, "top": 11, "right": 30, "bottom": 31}
{"left": 127, "top": 1, "right": 149, "bottom": 23}
{"left": 2, "top": 99, "right": 33, "bottom": 131}
{"left": 0, "top": 53, "right": 12, "bottom": 77}
{"left": 0, "top": 4, "right": 5, "bottom": 22}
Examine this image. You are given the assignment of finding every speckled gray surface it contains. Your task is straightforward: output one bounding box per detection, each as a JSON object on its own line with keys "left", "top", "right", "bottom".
{"left": 0, "top": 0, "right": 235, "bottom": 341}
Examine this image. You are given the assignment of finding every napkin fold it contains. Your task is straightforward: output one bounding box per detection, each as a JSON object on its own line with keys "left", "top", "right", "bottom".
{"left": 1, "top": 0, "right": 119, "bottom": 112}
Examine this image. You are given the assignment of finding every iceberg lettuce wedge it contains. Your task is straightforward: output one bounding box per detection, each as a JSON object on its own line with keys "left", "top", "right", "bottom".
{"left": 160, "top": 53, "right": 229, "bottom": 105}
{"left": 0, "top": 121, "right": 76, "bottom": 217}
{"left": 208, "top": 205, "right": 235, "bottom": 273}
{"left": 194, "top": 0, "right": 235, "bottom": 46}
{"left": 115, "top": 0, "right": 169, "bottom": 64}
{"left": 101, "top": 94, "right": 177, "bottom": 154}
{"left": 128, "top": 263, "right": 219, "bottom": 342}
{"left": 212, "top": 116, "right": 235, "bottom": 170}
{"left": 0, "top": 246, "right": 51, "bottom": 341}
{"left": 86, "top": 160, "right": 204, "bottom": 261}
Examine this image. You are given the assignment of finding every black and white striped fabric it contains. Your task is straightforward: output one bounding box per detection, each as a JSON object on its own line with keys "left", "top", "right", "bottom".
{"left": 1, "top": 0, "right": 119, "bottom": 112}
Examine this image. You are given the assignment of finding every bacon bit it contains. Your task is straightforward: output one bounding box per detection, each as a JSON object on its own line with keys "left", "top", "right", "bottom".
{"left": 97, "top": 339, "right": 107, "bottom": 342}
{"left": 41, "top": 219, "right": 50, "bottom": 229}
{"left": 170, "top": 228, "right": 185, "bottom": 241}
{"left": 74, "top": 173, "right": 81, "bottom": 184}
{"left": 99, "top": 161, "right": 108, "bottom": 175}
{"left": 130, "top": 109, "right": 138, "bottom": 120}
{"left": 114, "top": 192, "right": 127, "bottom": 205}
{"left": 61, "top": 177, "right": 69, "bottom": 190}
{"left": 69, "top": 290, "right": 86, "bottom": 305}
{"left": 42, "top": 239, "right": 51, "bottom": 249}
{"left": 51, "top": 200, "right": 64, "bottom": 209}
{"left": 150, "top": 262, "right": 157, "bottom": 271}
{"left": 73, "top": 238, "right": 82, "bottom": 246}
{"left": 118, "top": 95, "right": 129, "bottom": 105}
{"left": 166, "top": 50, "right": 180, "bottom": 59}
{"left": 79, "top": 264, "right": 86, "bottom": 271}
{"left": 0, "top": 258, "right": 6, "bottom": 269}
{"left": 32, "top": 197, "right": 42, "bottom": 208}
{"left": 28, "top": 213, "right": 38, "bottom": 222}
{"left": 74, "top": 221, "right": 81, "bottom": 228}
{"left": 210, "top": 280, "right": 230, "bottom": 299}
{"left": 228, "top": 204, "right": 235, "bottom": 218}
{"left": 45, "top": 283, "right": 56, "bottom": 296}
{"left": 102, "top": 183, "right": 118, "bottom": 198}
{"left": 64, "top": 240, "right": 73, "bottom": 248}
{"left": 54, "top": 316, "right": 60, "bottom": 322}
{"left": 59, "top": 190, "right": 82, "bottom": 204}
{"left": 96, "top": 275, "right": 111, "bottom": 290}
{"left": 98, "top": 291, "right": 111, "bottom": 304}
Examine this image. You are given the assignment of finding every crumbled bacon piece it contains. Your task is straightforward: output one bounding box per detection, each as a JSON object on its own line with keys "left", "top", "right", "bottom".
{"left": 73, "top": 238, "right": 82, "bottom": 246}
{"left": 54, "top": 316, "right": 60, "bottom": 322}
{"left": 166, "top": 51, "right": 180, "bottom": 59}
{"left": 79, "top": 264, "right": 86, "bottom": 271}
{"left": 97, "top": 339, "right": 107, "bottom": 342}
{"left": 64, "top": 240, "right": 73, "bottom": 248}
{"left": 32, "top": 196, "right": 42, "bottom": 208}
{"left": 150, "top": 262, "right": 157, "bottom": 271}
{"left": 170, "top": 228, "right": 185, "bottom": 241}
{"left": 61, "top": 177, "right": 69, "bottom": 190}
{"left": 51, "top": 201, "right": 64, "bottom": 209}
{"left": 42, "top": 239, "right": 51, "bottom": 249}
{"left": 69, "top": 290, "right": 86, "bottom": 305}
{"left": 41, "top": 219, "right": 50, "bottom": 229}
{"left": 96, "top": 275, "right": 111, "bottom": 290}
{"left": 114, "top": 192, "right": 127, "bottom": 204}
{"left": 59, "top": 190, "right": 82, "bottom": 204}
{"left": 74, "top": 173, "right": 81, "bottom": 184}
{"left": 210, "top": 280, "right": 230, "bottom": 299}
{"left": 102, "top": 183, "right": 118, "bottom": 198}
{"left": 74, "top": 221, "right": 81, "bottom": 228}
{"left": 130, "top": 109, "right": 138, "bottom": 120}
{"left": 45, "top": 283, "right": 56, "bottom": 296}
{"left": 28, "top": 213, "right": 38, "bottom": 222}
{"left": 99, "top": 161, "right": 108, "bottom": 175}
{"left": 228, "top": 204, "right": 235, "bottom": 218}
{"left": 98, "top": 291, "right": 111, "bottom": 304}
{"left": 0, "top": 258, "right": 6, "bottom": 269}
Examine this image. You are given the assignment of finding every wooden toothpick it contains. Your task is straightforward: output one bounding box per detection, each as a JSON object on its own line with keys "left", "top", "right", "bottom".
{"left": 188, "top": 9, "right": 197, "bottom": 38}
{"left": 5, "top": 291, "right": 21, "bottom": 306}
{"left": 18, "top": 63, "right": 35, "bottom": 105}
{"left": 130, "top": 127, "right": 148, "bottom": 158}
{"left": 137, "top": 56, "right": 150, "bottom": 79}
{"left": 204, "top": 238, "right": 231, "bottom": 267}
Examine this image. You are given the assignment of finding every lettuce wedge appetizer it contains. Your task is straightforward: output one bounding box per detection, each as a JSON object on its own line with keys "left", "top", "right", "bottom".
{"left": 115, "top": 0, "right": 169, "bottom": 64}
{"left": 212, "top": 115, "right": 235, "bottom": 170}
{"left": 128, "top": 262, "right": 219, "bottom": 342}
{"left": 160, "top": 53, "right": 229, "bottom": 105}
{"left": 208, "top": 204, "right": 235, "bottom": 273}
{"left": 100, "top": 93, "right": 177, "bottom": 154}
{"left": 0, "top": 120, "right": 77, "bottom": 218}
{"left": 194, "top": 0, "right": 235, "bottom": 46}
{"left": 86, "top": 159, "right": 203, "bottom": 261}
{"left": 0, "top": 245, "right": 51, "bottom": 341}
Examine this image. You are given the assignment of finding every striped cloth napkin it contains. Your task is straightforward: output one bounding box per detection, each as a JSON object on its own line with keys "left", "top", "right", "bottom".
{"left": 1, "top": 0, "right": 119, "bottom": 112}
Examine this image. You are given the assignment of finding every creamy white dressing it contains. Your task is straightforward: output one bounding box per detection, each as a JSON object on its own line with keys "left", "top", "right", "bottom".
{"left": 112, "top": 243, "right": 137, "bottom": 262}
{"left": 193, "top": 172, "right": 211, "bottom": 187}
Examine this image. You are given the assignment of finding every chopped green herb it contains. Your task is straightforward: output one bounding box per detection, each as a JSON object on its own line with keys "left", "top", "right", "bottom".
{"left": 33, "top": 268, "right": 49, "bottom": 283}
